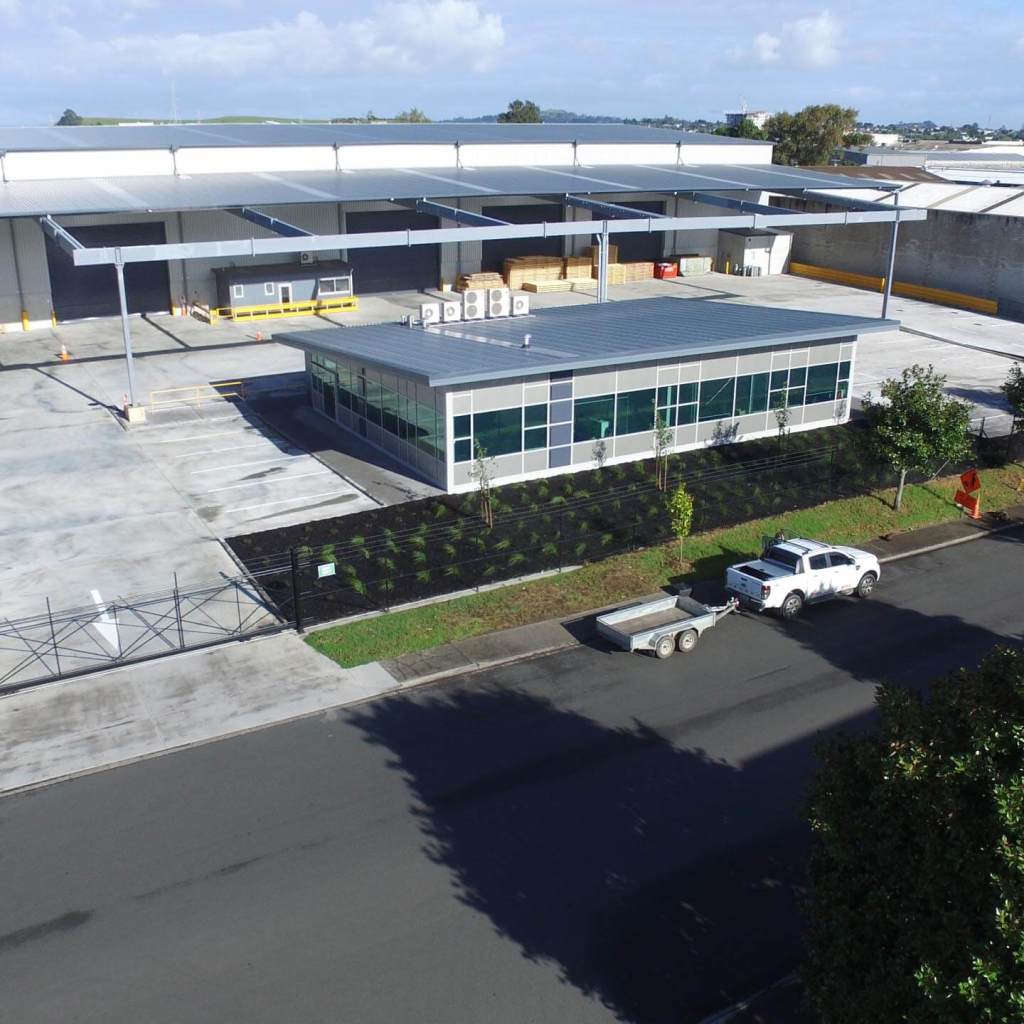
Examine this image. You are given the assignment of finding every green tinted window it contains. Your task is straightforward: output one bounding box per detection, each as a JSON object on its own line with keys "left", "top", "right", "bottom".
{"left": 839, "top": 360, "right": 851, "bottom": 380}
{"left": 770, "top": 369, "right": 789, "bottom": 389}
{"left": 453, "top": 414, "right": 471, "bottom": 438}
{"left": 615, "top": 389, "right": 656, "bottom": 436}
{"left": 677, "top": 403, "right": 697, "bottom": 426}
{"left": 473, "top": 408, "right": 522, "bottom": 457}
{"left": 524, "top": 404, "right": 547, "bottom": 428}
{"left": 806, "top": 363, "right": 839, "bottom": 404}
{"left": 735, "top": 373, "right": 769, "bottom": 416}
{"left": 573, "top": 395, "right": 615, "bottom": 442}
{"left": 524, "top": 426, "right": 547, "bottom": 450}
{"left": 454, "top": 439, "right": 471, "bottom": 463}
{"left": 789, "top": 366, "right": 806, "bottom": 386}
{"left": 698, "top": 378, "right": 735, "bottom": 422}
{"left": 679, "top": 381, "right": 698, "bottom": 404}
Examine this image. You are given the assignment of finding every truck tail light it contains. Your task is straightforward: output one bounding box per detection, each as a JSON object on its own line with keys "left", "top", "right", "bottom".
{"left": 761, "top": 584, "right": 771, "bottom": 599}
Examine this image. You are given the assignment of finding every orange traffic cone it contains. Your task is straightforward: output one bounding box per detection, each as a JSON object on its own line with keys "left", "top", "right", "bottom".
{"left": 59, "top": 343, "right": 72, "bottom": 362}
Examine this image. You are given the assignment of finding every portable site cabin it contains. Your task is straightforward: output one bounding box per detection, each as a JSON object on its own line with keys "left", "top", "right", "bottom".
{"left": 212, "top": 260, "right": 355, "bottom": 314}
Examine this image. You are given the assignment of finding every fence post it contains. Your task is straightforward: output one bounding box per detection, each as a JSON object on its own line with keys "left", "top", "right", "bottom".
{"left": 45, "top": 597, "right": 62, "bottom": 679}
{"left": 290, "top": 548, "right": 305, "bottom": 633}
{"left": 558, "top": 510, "right": 565, "bottom": 572}
{"left": 173, "top": 572, "right": 185, "bottom": 649}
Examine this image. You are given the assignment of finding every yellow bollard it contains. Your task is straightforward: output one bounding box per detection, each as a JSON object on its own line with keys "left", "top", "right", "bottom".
{"left": 21, "top": 310, "right": 29, "bottom": 331}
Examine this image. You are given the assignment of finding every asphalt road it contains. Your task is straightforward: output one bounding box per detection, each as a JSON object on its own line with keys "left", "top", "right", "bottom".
{"left": 2, "top": 530, "right": 1022, "bottom": 1024}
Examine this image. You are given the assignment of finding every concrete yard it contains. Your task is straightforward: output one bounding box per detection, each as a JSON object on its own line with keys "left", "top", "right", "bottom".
{"left": 0, "top": 273, "right": 1020, "bottom": 626}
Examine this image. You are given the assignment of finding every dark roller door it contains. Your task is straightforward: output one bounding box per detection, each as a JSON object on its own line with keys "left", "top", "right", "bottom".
{"left": 46, "top": 222, "right": 170, "bottom": 321}
{"left": 480, "top": 203, "right": 564, "bottom": 273}
{"left": 612, "top": 200, "right": 666, "bottom": 263}
{"left": 345, "top": 209, "right": 440, "bottom": 293}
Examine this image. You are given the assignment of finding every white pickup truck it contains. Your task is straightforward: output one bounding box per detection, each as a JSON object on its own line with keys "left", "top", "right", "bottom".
{"left": 725, "top": 538, "right": 880, "bottom": 620}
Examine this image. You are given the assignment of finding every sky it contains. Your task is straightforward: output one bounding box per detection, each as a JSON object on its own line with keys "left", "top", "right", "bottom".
{"left": 0, "top": 0, "right": 1021, "bottom": 128}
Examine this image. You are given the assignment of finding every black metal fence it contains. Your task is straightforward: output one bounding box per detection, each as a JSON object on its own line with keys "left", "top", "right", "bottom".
{"left": 0, "top": 571, "right": 294, "bottom": 695}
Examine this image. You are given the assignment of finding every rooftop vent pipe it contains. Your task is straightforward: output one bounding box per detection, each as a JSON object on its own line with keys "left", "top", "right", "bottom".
{"left": 522, "top": 333, "right": 531, "bottom": 349}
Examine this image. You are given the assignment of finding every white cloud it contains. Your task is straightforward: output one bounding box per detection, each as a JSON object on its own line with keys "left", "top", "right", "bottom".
{"left": 0, "top": 0, "right": 19, "bottom": 17}
{"left": 745, "top": 8, "right": 842, "bottom": 69}
{"left": 55, "top": 2, "right": 505, "bottom": 79}
{"left": 789, "top": 10, "right": 840, "bottom": 67}
{"left": 754, "top": 32, "right": 780, "bottom": 63}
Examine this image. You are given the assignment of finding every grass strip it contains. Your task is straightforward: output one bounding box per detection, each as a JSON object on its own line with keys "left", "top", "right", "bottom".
{"left": 306, "top": 466, "right": 1023, "bottom": 669}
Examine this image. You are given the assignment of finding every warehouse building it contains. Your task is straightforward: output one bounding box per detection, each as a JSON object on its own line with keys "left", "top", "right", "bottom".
{"left": 278, "top": 297, "right": 893, "bottom": 492}
{"left": 0, "top": 122, "right": 914, "bottom": 331}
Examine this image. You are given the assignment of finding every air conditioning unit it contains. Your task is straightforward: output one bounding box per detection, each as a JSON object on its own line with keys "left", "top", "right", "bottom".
{"left": 419, "top": 301, "right": 441, "bottom": 324}
{"left": 441, "top": 300, "right": 463, "bottom": 323}
{"left": 462, "top": 289, "right": 485, "bottom": 320}
{"left": 487, "top": 287, "right": 510, "bottom": 318}
{"left": 510, "top": 294, "right": 530, "bottom": 316}
{"left": 299, "top": 252, "right": 315, "bottom": 266}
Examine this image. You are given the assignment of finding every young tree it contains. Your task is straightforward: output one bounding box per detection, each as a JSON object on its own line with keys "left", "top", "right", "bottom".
{"left": 469, "top": 439, "right": 495, "bottom": 528}
{"left": 765, "top": 104, "right": 866, "bottom": 166}
{"left": 1001, "top": 361, "right": 1024, "bottom": 439}
{"left": 666, "top": 482, "right": 694, "bottom": 564}
{"left": 773, "top": 394, "right": 791, "bottom": 450}
{"left": 804, "top": 646, "right": 1024, "bottom": 1024}
{"left": 498, "top": 99, "right": 541, "bottom": 123}
{"left": 862, "top": 364, "right": 972, "bottom": 511}
{"left": 653, "top": 412, "right": 672, "bottom": 491}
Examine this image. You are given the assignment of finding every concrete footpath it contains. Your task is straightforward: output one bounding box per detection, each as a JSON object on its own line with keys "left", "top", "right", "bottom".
{"left": 2, "top": 506, "right": 1022, "bottom": 795}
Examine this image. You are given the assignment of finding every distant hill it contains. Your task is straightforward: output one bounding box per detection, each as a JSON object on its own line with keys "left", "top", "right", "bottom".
{"left": 449, "top": 108, "right": 624, "bottom": 124}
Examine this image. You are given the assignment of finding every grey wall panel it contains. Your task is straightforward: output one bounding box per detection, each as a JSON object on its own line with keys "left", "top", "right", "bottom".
{"left": 573, "top": 370, "right": 618, "bottom": 398}
{"left": 614, "top": 433, "right": 652, "bottom": 457}
{"left": 737, "top": 351, "right": 773, "bottom": 373}
{"left": 616, "top": 364, "right": 658, "bottom": 390}
{"left": 523, "top": 449, "right": 548, "bottom": 473}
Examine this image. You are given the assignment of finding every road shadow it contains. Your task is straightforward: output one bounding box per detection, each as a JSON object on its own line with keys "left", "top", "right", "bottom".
{"left": 350, "top": 686, "right": 875, "bottom": 1022}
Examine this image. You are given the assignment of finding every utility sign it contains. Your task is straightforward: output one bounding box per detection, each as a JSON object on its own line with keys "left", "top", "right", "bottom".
{"left": 317, "top": 562, "right": 336, "bottom": 579}
{"left": 954, "top": 490, "right": 981, "bottom": 518}
{"left": 960, "top": 468, "right": 981, "bottom": 493}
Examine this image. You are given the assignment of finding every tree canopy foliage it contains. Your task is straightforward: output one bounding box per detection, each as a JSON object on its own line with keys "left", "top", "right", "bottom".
{"left": 498, "top": 99, "right": 541, "bottom": 123}
{"left": 862, "top": 363, "right": 972, "bottom": 510}
{"left": 804, "top": 645, "right": 1024, "bottom": 1023}
{"left": 394, "top": 108, "right": 430, "bottom": 123}
{"left": 765, "top": 104, "right": 870, "bottom": 165}
{"left": 56, "top": 108, "right": 83, "bottom": 126}
{"left": 715, "top": 118, "right": 767, "bottom": 141}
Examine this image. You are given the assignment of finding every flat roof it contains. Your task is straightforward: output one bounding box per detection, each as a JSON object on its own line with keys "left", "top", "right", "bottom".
{"left": 0, "top": 122, "right": 765, "bottom": 153}
{"left": 0, "top": 162, "right": 891, "bottom": 218}
{"left": 277, "top": 297, "right": 895, "bottom": 387}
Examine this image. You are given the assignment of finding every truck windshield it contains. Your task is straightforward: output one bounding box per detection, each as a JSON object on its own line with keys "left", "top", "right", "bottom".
{"left": 764, "top": 546, "right": 800, "bottom": 569}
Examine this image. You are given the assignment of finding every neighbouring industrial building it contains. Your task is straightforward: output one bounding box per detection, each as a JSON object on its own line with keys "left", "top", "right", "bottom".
{"left": 278, "top": 297, "right": 892, "bottom": 492}
{"left": 0, "top": 122, "right": 913, "bottom": 332}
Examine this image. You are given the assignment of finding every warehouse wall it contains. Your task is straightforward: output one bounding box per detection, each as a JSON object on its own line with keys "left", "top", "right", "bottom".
{"left": 787, "top": 206, "right": 1024, "bottom": 318}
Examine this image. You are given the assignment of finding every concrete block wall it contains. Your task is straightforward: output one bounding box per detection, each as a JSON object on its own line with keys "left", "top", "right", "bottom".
{"left": 788, "top": 207, "right": 1024, "bottom": 314}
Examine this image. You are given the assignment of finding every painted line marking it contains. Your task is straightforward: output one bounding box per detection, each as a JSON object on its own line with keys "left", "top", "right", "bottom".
{"left": 223, "top": 489, "right": 354, "bottom": 514}
{"left": 89, "top": 589, "right": 121, "bottom": 654}
{"left": 174, "top": 442, "right": 283, "bottom": 459}
{"left": 144, "top": 427, "right": 259, "bottom": 444}
{"left": 196, "top": 470, "right": 332, "bottom": 495}
{"left": 189, "top": 454, "right": 302, "bottom": 474}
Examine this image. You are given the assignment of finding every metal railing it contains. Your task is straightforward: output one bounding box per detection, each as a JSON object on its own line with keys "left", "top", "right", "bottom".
{"left": 196, "top": 296, "right": 359, "bottom": 325}
{"left": 0, "top": 572, "right": 292, "bottom": 695}
{"left": 148, "top": 380, "right": 246, "bottom": 410}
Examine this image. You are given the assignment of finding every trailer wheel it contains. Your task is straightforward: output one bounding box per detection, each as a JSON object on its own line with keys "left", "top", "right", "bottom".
{"left": 654, "top": 635, "right": 676, "bottom": 659}
{"left": 677, "top": 629, "right": 699, "bottom": 653}
{"left": 856, "top": 572, "right": 877, "bottom": 599}
{"left": 780, "top": 592, "right": 804, "bottom": 620}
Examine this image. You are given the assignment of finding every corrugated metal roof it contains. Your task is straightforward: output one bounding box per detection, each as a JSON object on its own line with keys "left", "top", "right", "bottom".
{"left": 0, "top": 162, "right": 889, "bottom": 218}
{"left": 0, "top": 123, "right": 765, "bottom": 153}
{"left": 277, "top": 297, "right": 894, "bottom": 387}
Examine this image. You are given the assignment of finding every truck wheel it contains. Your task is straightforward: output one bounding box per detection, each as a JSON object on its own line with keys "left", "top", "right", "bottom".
{"left": 856, "top": 572, "right": 877, "bottom": 599}
{"left": 677, "top": 629, "right": 699, "bottom": 653}
{"left": 780, "top": 592, "right": 804, "bottom": 620}
{"left": 654, "top": 635, "right": 675, "bottom": 659}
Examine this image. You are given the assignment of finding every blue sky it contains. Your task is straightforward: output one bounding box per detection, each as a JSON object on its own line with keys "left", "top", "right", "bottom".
{"left": 1, "top": 0, "right": 1021, "bottom": 127}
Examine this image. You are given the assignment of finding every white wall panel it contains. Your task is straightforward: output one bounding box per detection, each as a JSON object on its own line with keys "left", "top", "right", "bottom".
{"left": 460, "top": 143, "right": 573, "bottom": 167}
{"left": 337, "top": 144, "right": 456, "bottom": 170}
{"left": 680, "top": 143, "right": 772, "bottom": 166}
{"left": 4, "top": 149, "right": 174, "bottom": 181}
{"left": 577, "top": 143, "right": 679, "bottom": 165}
{"left": 176, "top": 146, "right": 335, "bottom": 175}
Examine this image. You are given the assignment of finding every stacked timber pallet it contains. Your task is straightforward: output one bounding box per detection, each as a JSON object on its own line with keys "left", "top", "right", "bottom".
{"left": 583, "top": 243, "right": 620, "bottom": 266}
{"left": 456, "top": 271, "right": 505, "bottom": 292}
{"left": 564, "top": 254, "right": 592, "bottom": 278}
{"left": 621, "top": 261, "right": 655, "bottom": 282}
{"left": 503, "top": 256, "right": 564, "bottom": 290}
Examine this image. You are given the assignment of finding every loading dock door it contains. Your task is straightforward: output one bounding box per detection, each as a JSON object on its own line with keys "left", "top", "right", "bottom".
{"left": 480, "top": 203, "right": 565, "bottom": 274}
{"left": 344, "top": 209, "right": 440, "bottom": 293}
{"left": 45, "top": 222, "right": 171, "bottom": 322}
{"left": 611, "top": 200, "right": 666, "bottom": 263}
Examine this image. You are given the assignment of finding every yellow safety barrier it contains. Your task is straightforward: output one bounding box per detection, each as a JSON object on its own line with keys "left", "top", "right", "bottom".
{"left": 148, "top": 380, "right": 246, "bottom": 411}
{"left": 789, "top": 262, "right": 998, "bottom": 315}
{"left": 202, "top": 296, "right": 359, "bottom": 325}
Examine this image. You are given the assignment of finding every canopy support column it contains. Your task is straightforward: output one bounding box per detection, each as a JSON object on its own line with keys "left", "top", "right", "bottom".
{"left": 114, "top": 256, "right": 143, "bottom": 421}
{"left": 881, "top": 194, "right": 900, "bottom": 320}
